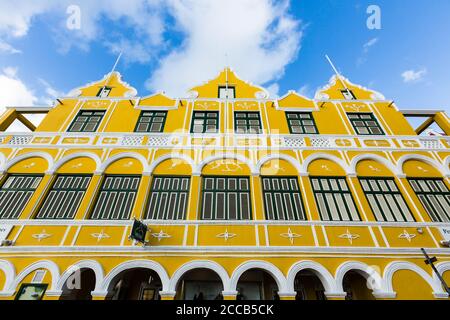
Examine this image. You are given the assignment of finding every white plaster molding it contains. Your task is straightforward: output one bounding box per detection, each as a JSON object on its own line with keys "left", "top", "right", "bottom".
{"left": 197, "top": 153, "right": 256, "bottom": 175}
{"left": 397, "top": 154, "right": 448, "bottom": 177}
{"left": 255, "top": 154, "right": 302, "bottom": 175}
{"left": 349, "top": 153, "right": 401, "bottom": 176}
{"left": 56, "top": 260, "right": 104, "bottom": 292}
{"left": 98, "top": 152, "right": 150, "bottom": 174}
{"left": 9, "top": 260, "right": 60, "bottom": 292}
{"left": 229, "top": 260, "right": 287, "bottom": 292}
{"left": 383, "top": 261, "right": 444, "bottom": 295}
{"left": 49, "top": 152, "right": 102, "bottom": 174}
{"left": 3, "top": 151, "right": 54, "bottom": 173}
{"left": 286, "top": 260, "right": 336, "bottom": 293}
{"left": 301, "top": 152, "right": 351, "bottom": 175}
{"left": 100, "top": 259, "right": 170, "bottom": 292}
{"left": 148, "top": 153, "right": 195, "bottom": 175}
{"left": 168, "top": 260, "right": 230, "bottom": 292}
{"left": 0, "top": 260, "right": 15, "bottom": 293}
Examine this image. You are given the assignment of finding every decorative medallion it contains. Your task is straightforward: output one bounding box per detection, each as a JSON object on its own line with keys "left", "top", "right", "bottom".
{"left": 338, "top": 229, "right": 360, "bottom": 244}
{"left": 91, "top": 229, "right": 110, "bottom": 242}
{"left": 280, "top": 228, "right": 302, "bottom": 245}
{"left": 71, "top": 163, "right": 83, "bottom": 169}
{"left": 321, "top": 165, "right": 331, "bottom": 171}
{"left": 398, "top": 229, "right": 416, "bottom": 243}
{"left": 123, "top": 161, "right": 134, "bottom": 168}
{"left": 417, "top": 166, "right": 428, "bottom": 173}
{"left": 216, "top": 229, "right": 236, "bottom": 241}
{"left": 369, "top": 165, "right": 381, "bottom": 172}
{"left": 151, "top": 230, "right": 172, "bottom": 242}
{"left": 32, "top": 230, "right": 52, "bottom": 242}
{"left": 24, "top": 162, "right": 36, "bottom": 169}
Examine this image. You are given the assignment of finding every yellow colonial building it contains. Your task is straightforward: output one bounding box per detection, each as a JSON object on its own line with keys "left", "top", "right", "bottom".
{"left": 0, "top": 68, "right": 449, "bottom": 300}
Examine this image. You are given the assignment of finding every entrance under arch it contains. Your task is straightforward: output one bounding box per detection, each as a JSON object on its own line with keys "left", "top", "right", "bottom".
{"left": 236, "top": 269, "right": 279, "bottom": 300}
{"left": 343, "top": 271, "right": 375, "bottom": 300}
{"left": 60, "top": 268, "right": 96, "bottom": 300}
{"left": 175, "top": 268, "right": 224, "bottom": 300}
{"left": 106, "top": 268, "right": 162, "bottom": 300}
{"left": 294, "top": 270, "right": 326, "bottom": 300}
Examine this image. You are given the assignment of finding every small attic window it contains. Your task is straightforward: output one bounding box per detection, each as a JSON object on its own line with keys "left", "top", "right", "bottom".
{"left": 218, "top": 86, "right": 235, "bottom": 99}
{"left": 97, "top": 86, "right": 112, "bottom": 98}
{"left": 341, "top": 89, "right": 356, "bottom": 100}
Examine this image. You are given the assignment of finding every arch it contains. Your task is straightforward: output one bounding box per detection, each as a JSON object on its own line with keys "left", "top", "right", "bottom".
{"left": 100, "top": 260, "right": 170, "bottom": 293}
{"left": 301, "top": 153, "right": 351, "bottom": 175}
{"left": 3, "top": 152, "right": 54, "bottom": 173}
{"left": 0, "top": 260, "right": 15, "bottom": 293}
{"left": 0, "top": 152, "right": 6, "bottom": 172}
{"left": 397, "top": 154, "right": 448, "bottom": 177}
{"left": 286, "top": 260, "right": 336, "bottom": 293}
{"left": 230, "top": 260, "right": 287, "bottom": 293}
{"left": 335, "top": 261, "right": 384, "bottom": 293}
{"left": 256, "top": 154, "right": 302, "bottom": 174}
{"left": 148, "top": 153, "right": 195, "bottom": 175}
{"left": 445, "top": 156, "right": 450, "bottom": 172}
{"left": 198, "top": 153, "right": 256, "bottom": 175}
{"left": 49, "top": 152, "right": 102, "bottom": 174}
{"left": 56, "top": 260, "right": 104, "bottom": 292}
{"left": 350, "top": 154, "right": 401, "bottom": 176}
{"left": 384, "top": 261, "right": 444, "bottom": 297}
{"left": 169, "top": 260, "right": 230, "bottom": 293}
{"left": 98, "top": 152, "right": 149, "bottom": 174}
{"left": 9, "top": 260, "right": 60, "bottom": 292}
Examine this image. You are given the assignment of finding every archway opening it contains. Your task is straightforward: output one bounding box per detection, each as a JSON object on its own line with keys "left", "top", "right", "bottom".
{"left": 60, "top": 268, "right": 96, "bottom": 300}
{"left": 106, "top": 268, "right": 162, "bottom": 300}
{"left": 343, "top": 271, "right": 375, "bottom": 300}
{"left": 236, "top": 269, "right": 279, "bottom": 300}
{"left": 175, "top": 268, "right": 224, "bottom": 300}
{"left": 294, "top": 270, "right": 326, "bottom": 300}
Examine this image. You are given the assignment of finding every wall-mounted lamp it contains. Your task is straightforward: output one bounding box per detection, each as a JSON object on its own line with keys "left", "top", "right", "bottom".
{"left": 417, "top": 227, "right": 424, "bottom": 234}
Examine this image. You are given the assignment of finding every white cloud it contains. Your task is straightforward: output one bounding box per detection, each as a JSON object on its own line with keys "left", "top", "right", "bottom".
{"left": 363, "top": 37, "right": 378, "bottom": 53}
{"left": 0, "top": 67, "right": 37, "bottom": 107}
{"left": 146, "top": 0, "right": 302, "bottom": 96}
{"left": 0, "top": 40, "right": 21, "bottom": 54}
{"left": 297, "top": 84, "right": 311, "bottom": 97}
{"left": 401, "top": 68, "right": 427, "bottom": 83}
{"left": 266, "top": 83, "right": 280, "bottom": 98}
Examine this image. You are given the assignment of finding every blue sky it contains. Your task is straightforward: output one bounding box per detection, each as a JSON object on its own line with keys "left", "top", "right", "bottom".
{"left": 0, "top": 0, "right": 449, "bottom": 118}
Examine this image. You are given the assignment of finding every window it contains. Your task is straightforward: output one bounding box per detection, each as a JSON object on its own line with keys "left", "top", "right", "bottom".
{"left": 347, "top": 113, "right": 385, "bottom": 135}
{"left": 262, "top": 176, "right": 306, "bottom": 220}
{"left": 190, "top": 111, "right": 219, "bottom": 133}
{"left": 90, "top": 175, "right": 140, "bottom": 220}
{"left": 135, "top": 111, "right": 167, "bottom": 133}
{"left": 234, "top": 112, "right": 262, "bottom": 134}
{"left": 286, "top": 112, "right": 318, "bottom": 134}
{"left": 310, "top": 177, "right": 360, "bottom": 221}
{"left": 36, "top": 175, "right": 91, "bottom": 219}
{"left": 145, "top": 176, "right": 190, "bottom": 220}
{"left": 97, "top": 86, "right": 111, "bottom": 97}
{"left": 201, "top": 176, "right": 252, "bottom": 220}
{"left": 0, "top": 175, "right": 42, "bottom": 219}
{"left": 359, "top": 177, "right": 415, "bottom": 222}
{"left": 341, "top": 89, "right": 356, "bottom": 100}
{"left": 409, "top": 178, "right": 450, "bottom": 222}
{"left": 68, "top": 110, "right": 105, "bottom": 132}
{"left": 218, "top": 86, "right": 235, "bottom": 99}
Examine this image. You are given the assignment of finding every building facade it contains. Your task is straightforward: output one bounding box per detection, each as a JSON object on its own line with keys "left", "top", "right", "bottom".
{"left": 0, "top": 68, "right": 449, "bottom": 300}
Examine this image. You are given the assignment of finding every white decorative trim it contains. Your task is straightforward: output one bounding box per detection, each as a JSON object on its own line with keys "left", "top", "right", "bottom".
{"left": 397, "top": 154, "right": 449, "bottom": 177}
{"left": 2, "top": 151, "right": 54, "bottom": 173}
{"left": 280, "top": 228, "right": 301, "bottom": 245}
{"left": 349, "top": 153, "right": 402, "bottom": 176}
{"left": 56, "top": 260, "right": 104, "bottom": 292}
{"left": 397, "top": 229, "right": 416, "bottom": 242}
{"left": 301, "top": 153, "right": 350, "bottom": 175}
{"left": 151, "top": 230, "right": 172, "bottom": 242}
{"left": 338, "top": 229, "right": 360, "bottom": 245}
{"left": 148, "top": 153, "right": 195, "bottom": 175}
{"left": 98, "top": 152, "right": 150, "bottom": 174}
{"left": 32, "top": 229, "right": 52, "bottom": 242}
{"left": 229, "top": 260, "right": 287, "bottom": 292}
{"left": 216, "top": 229, "right": 236, "bottom": 241}
{"left": 100, "top": 260, "right": 170, "bottom": 292}
{"left": 198, "top": 153, "right": 256, "bottom": 175}
{"left": 49, "top": 152, "right": 102, "bottom": 174}
{"left": 168, "top": 260, "right": 230, "bottom": 292}
{"left": 335, "top": 261, "right": 385, "bottom": 293}
{"left": 90, "top": 229, "right": 110, "bottom": 242}
{"left": 0, "top": 260, "right": 15, "bottom": 293}
{"left": 383, "top": 261, "right": 444, "bottom": 295}
{"left": 286, "top": 260, "right": 336, "bottom": 292}
{"left": 9, "top": 260, "right": 60, "bottom": 292}
{"left": 256, "top": 154, "right": 302, "bottom": 175}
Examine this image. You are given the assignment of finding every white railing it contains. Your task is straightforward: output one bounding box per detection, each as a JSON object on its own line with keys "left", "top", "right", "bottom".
{"left": 0, "top": 132, "right": 448, "bottom": 151}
